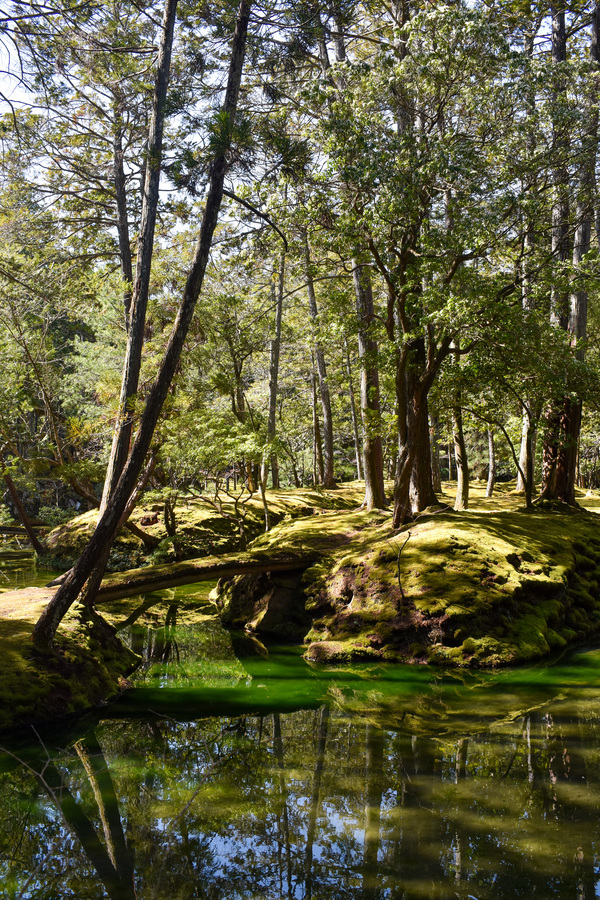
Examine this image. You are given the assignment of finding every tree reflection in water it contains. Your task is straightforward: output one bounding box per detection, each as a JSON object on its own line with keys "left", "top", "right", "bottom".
{"left": 4, "top": 685, "right": 600, "bottom": 896}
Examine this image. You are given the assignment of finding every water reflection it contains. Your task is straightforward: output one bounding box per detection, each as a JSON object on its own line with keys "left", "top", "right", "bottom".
{"left": 4, "top": 622, "right": 600, "bottom": 896}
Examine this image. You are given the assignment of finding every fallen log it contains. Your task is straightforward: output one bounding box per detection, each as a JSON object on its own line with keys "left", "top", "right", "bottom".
{"left": 95, "top": 550, "right": 319, "bottom": 602}
{"left": 0, "top": 526, "right": 44, "bottom": 535}
{"left": 0, "top": 549, "right": 320, "bottom": 621}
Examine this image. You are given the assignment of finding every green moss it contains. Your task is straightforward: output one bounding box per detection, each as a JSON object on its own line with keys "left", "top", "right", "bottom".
{"left": 291, "top": 499, "right": 600, "bottom": 667}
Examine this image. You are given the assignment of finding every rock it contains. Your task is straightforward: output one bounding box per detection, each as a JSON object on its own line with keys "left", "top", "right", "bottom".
{"left": 215, "top": 571, "right": 311, "bottom": 642}
{"left": 140, "top": 513, "right": 159, "bottom": 526}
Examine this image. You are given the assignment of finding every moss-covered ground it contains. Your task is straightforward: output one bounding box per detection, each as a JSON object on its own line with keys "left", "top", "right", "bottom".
{"left": 40, "top": 483, "right": 368, "bottom": 570}
{"left": 0, "top": 588, "right": 139, "bottom": 730}
{"left": 0, "top": 485, "right": 366, "bottom": 729}
{"left": 285, "top": 483, "right": 600, "bottom": 666}
{"left": 207, "top": 482, "right": 600, "bottom": 666}
{"left": 3, "top": 480, "right": 600, "bottom": 729}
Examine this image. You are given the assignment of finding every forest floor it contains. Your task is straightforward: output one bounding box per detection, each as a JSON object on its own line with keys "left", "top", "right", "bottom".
{"left": 1, "top": 480, "right": 600, "bottom": 729}
{"left": 215, "top": 482, "right": 600, "bottom": 667}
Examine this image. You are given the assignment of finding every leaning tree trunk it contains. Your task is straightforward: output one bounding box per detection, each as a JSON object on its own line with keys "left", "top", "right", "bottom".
{"left": 100, "top": 0, "right": 178, "bottom": 517}
{"left": 352, "top": 257, "right": 386, "bottom": 510}
{"left": 32, "top": 0, "right": 252, "bottom": 652}
{"left": 1, "top": 463, "right": 45, "bottom": 555}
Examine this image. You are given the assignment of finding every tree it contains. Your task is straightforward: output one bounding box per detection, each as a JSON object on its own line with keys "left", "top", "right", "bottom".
{"left": 32, "top": 0, "right": 253, "bottom": 652}
{"left": 540, "top": 3, "right": 599, "bottom": 503}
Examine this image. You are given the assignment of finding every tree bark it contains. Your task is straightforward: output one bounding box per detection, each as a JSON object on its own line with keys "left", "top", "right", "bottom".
{"left": 452, "top": 346, "right": 469, "bottom": 510}
{"left": 407, "top": 343, "right": 437, "bottom": 512}
{"left": 113, "top": 109, "right": 133, "bottom": 328}
{"left": 541, "top": 4, "right": 597, "bottom": 503}
{"left": 261, "top": 250, "right": 284, "bottom": 489}
{"left": 430, "top": 414, "right": 442, "bottom": 493}
{"left": 516, "top": 409, "right": 529, "bottom": 494}
{"left": 311, "top": 371, "right": 324, "bottom": 485}
{"left": 344, "top": 337, "right": 363, "bottom": 480}
{"left": 352, "top": 257, "right": 386, "bottom": 509}
{"left": 1, "top": 465, "right": 45, "bottom": 555}
{"left": 33, "top": 0, "right": 253, "bottom": 652}
{"left": 452, "top": 403, "right": 469, "bottom": 511}
{"left": 486, "top": 427, "right": 496, "bottom": 498}
{"left": 540, "top": 5, "right": 574, "bottom": 502}
{"left": 304, "top": 230, "right": 335, "bottom": 487}
{"left": 516, "top": 23, "right": 539, "bottom": 495}
{"left": 392, "top": 335, "right": 452, "bottom": 528}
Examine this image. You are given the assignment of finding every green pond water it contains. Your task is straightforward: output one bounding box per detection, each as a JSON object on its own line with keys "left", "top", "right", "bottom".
{"left": 2, "top": 576, "right": 600, "bottom": 898}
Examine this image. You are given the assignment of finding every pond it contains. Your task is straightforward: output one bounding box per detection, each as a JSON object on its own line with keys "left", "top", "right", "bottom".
{"left": 1, "top": 579, "right": 600, "bottom": 899}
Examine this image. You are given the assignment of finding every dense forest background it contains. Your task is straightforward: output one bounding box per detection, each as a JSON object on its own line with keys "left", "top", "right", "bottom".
{"left": 0, "top": 0, "right": 599, "bottom": 544}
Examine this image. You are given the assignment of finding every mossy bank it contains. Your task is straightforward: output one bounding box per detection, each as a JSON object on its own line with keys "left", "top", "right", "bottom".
{"left": 4, "top": 482, "right": 600, "bottom": 731}
{"left": 216, "top": 493, "right": 600, "bottom": 667}
{"left": 0, "top": 588, "right": 139, "bottom": 731}
{"left": 40, "top": 483, "right": 368, "bottom": 570}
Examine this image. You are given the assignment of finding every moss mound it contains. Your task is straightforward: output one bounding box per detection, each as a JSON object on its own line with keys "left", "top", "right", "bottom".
{"left": 300, "top": 503, "right": 600, "bottom": 666}
{"left": 209, "top": 483, "right": 600, "bottom": 667}
{"left": 0, "top": 592, "right": 139, "bottom": 731}
{"left": 41, "top": 483, "right": 368, "bottom": 570}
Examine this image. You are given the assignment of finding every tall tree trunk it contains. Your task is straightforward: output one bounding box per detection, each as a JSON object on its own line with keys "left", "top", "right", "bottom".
{"left": 430, "top": 414, "right": 442, "bottom": 493}
{"left": 1, "top": 463, "right": 45, "bottom": 555}
{"left": 516, "top": 409, "right": 529, "bottom": 493}
{"left": 562, "top": 1, "right": 599, "bottom": 497}
{"left": 352, "top": 257, "right": 385, "bottom": 509}
{"left": 261, "top": 250, "right": 284, "bottom": 489}
{"left": 486, "top": 427, "right": 496, "bottom": 498}
{"left": 113, "top": 109, "right": 133, "bottom": 328}
{"left": 542, "top": 4, "right": 598, "bottom": 503}
{"left": 33, "top": 0, "right": 252, "bottom": 652}
{"left": 408, "top": 342, "right": 437, "bottom": 512}
{"left": 541, "top": 5, "right": 577, "bottom": 502}
{"left": 304, "top": 231, "right": 335, "bottom": 487}
{"left": 100, "top": 0, "right": 178, "bottom": 517}
{"left": 549, "top": 6, "right": 570, "bottom": 332}
{"left": 311, "top": 371, "right": 324, "bottom": 486}
{"left": 452, "top": 347, "right": 469, "bottom": 510}
{"left": 344, "top": 337, "right": 363, "bottom": 480}
{"left": 516, "top": 23, "right": 539, "bottom": 495}
{"left": 392, "top": 334, "right": 452, "bottom": 528}
{"left": 452, "top": 403, "right": 469, "bottom": 511}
